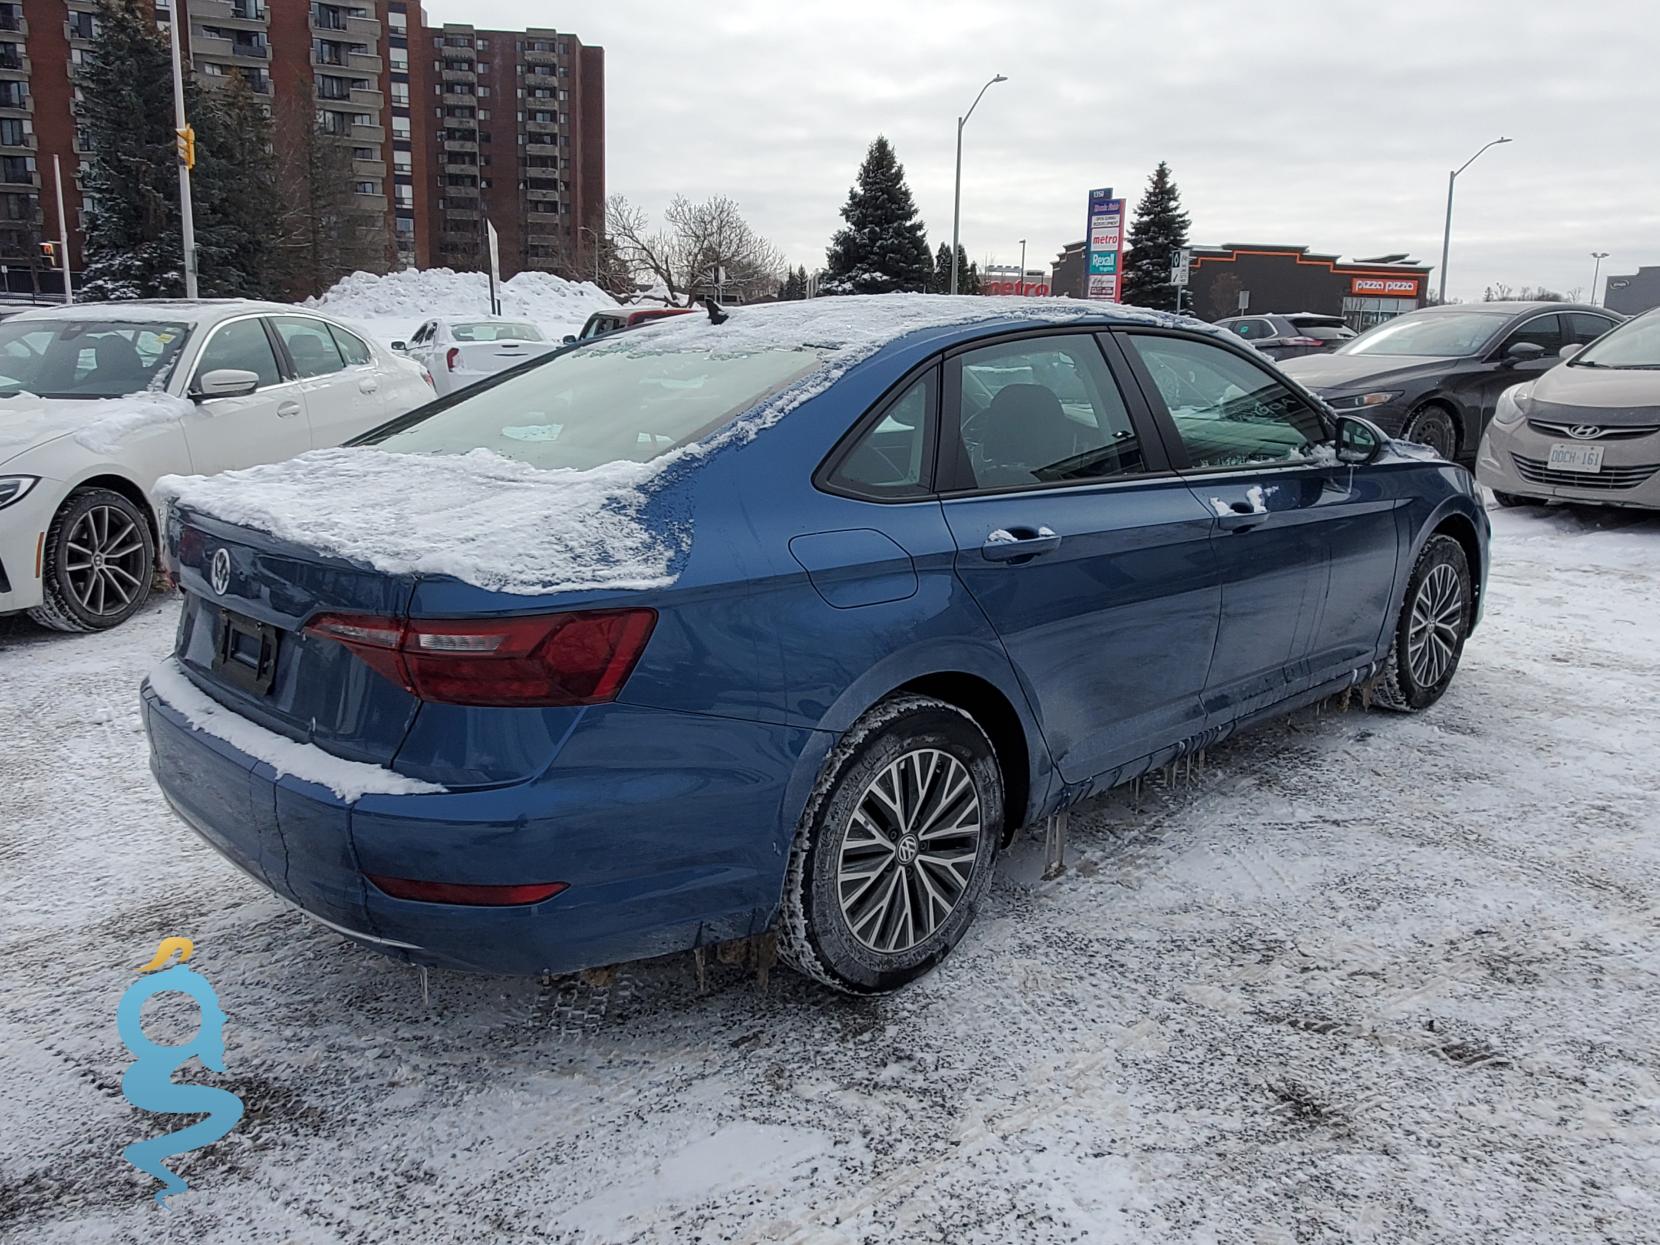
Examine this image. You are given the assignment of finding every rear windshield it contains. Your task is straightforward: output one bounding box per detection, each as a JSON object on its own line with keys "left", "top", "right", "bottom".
{"left": 362, "top": 341, "right": 825, "bottom": 470}
{"left": 0, "top": 319, "right": 191, "bottom": 398}
{"left": 580, "top": 315, "right": 625, "bottom": 339}
{"left": 1570, "top": 312, "right": 1660, "bottom": 369}
{"left": 449, "top": 321, "right": 544, "bottom": 342}
{"left": 1337, "top": 310, "right": 1508, "bottom": 358}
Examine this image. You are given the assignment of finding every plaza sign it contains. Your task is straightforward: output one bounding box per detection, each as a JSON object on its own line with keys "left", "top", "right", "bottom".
{"left": 1084, "top": 186, "right": 1125, "bottom": 302}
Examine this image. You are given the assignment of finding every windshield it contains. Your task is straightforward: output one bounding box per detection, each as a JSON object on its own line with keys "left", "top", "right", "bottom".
{"left": 1336, "top": 310, "right": 1508, "bottom": 358}
{"left": 363, "top": 340, "right": 825, "bottom": 470}
{"left": 0, "top": 320, "right": 191, "bottom": 399}
{"left": 449, "top": 321, "right": 544, "bottom": 343}
{"left": 1571, "top": 312, "right": 1660, "bottom": 369}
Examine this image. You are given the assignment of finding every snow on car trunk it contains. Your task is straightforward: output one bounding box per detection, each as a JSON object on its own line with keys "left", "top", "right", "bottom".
{"left": 153, "top": 295, "right": 1204, "bottom": 596}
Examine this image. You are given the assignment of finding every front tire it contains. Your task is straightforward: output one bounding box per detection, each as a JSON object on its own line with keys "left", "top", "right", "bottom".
{"left": 27, "top": 488, "right": 155, "bottom": 633}
{"left": 1372, "top": 534, "right": 1472, "bottom": 712}
{"left": 1403, "top": 405, "right": 1459, "bottom": 460}
{"left": 779, "top": 695, "right": 1004, "bottom": 995}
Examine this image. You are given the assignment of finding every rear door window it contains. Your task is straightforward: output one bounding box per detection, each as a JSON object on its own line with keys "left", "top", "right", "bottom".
{"left": 328, "top": 324, "right": 373, "bottom": 366}
{"left": 1565, "top": 313, "right": 1617, "bottom": 346}
{"left": 272, "top": 316, "right": 347, "bottom": 379}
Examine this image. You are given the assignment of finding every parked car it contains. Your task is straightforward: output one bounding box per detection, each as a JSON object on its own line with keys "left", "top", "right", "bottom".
{"left": 568, "top": 305, "right": 695, "bottom": 342}
{"left": 1216, "top": 312, "right": 1357, "bottom": 360}
{"left": 142, "top": 298, "right": 1488, "bottom": 995}
{"left": 1280, "top": 301, "right": 1621, "bottom": 461}
{"left": 0, "top": 300, "right": 432, "bottom": 632}
{"left": 1477, "top": 306, "right": 1660, "bottom": 510}
{"left": 394, "top": 318, "right": 557, "bottom": 396}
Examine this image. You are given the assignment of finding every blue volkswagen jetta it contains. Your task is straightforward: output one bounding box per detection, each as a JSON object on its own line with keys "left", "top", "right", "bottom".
{"left": 142, "top": 297, "right": 1488, "bottom": 994}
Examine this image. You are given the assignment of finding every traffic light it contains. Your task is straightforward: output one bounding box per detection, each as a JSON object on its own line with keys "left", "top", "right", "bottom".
{"left": 176, "top": 125, "right": 196, "bottom": 170}
{"left": 39, "top": 241, "right": 55, "bottom": 263}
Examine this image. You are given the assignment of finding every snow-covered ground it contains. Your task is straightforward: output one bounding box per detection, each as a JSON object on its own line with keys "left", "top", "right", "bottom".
{"left": 308, "top": 268, "right": 620, "bottom": 351}
{"left": 2, "top": 503, "right": 1658, "bottom": 1243}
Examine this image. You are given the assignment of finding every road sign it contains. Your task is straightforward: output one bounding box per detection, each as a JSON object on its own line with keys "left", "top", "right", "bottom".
{"left": 1237, "top": 290, "right": 1250, "bottom": 312}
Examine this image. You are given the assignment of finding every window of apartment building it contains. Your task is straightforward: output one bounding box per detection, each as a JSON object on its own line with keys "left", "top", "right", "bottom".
{"left": 246, "top": 68, "right": 270, "bottom": 93}
{"left": 317, "top": 39, "right": 349, "bottom": 66}
{"left": 318, "top": 76, "right": 354, "bottom": 100}
{"left": 200, "top": 61, "right": 225, "bottom": 77}
{"left": 390, "top": 47, "right": 408, "bottom": 71}
{"left": 478, "top": 84, "right": 490, "bottom": 97}
{"left": 0, "top": 190, "right": 36, "bottom": 221}
{"left": 352, "top": 146, "right": 376, "bottom": 161}
{"left": 391, "top": 82, "right": 409, "bottom": 105}
{"left": 0, "top": 4, "right": 21, "bottom": 34}
{"left": 0, "top": 117, "right": 30, "bottom": 146}
{"left": 68, "top": 12, "right": 98, "bottom": 39}
{"left": 354, "top": 180, "right": 378, "bottom": 195}
{"left": 0, "top": 154, "right": 33, "bottom": 183}
{"left": 0, "top": 39, "right": 24, "bottom": 69}
{"left": 388, "top": 10, "right": 407, "bottom": 30}
{"left": 478, "top": 108, "right": 490, "bottom": 120}
{"left": 393, "top": 116, "right": 411, "bottom": 140}
{"left": 395, "top": 185, "right": 413, "bottom": 207}
{"left": 0, "top": 79, "right": 26, "bottom": 107}
{"left": 68, "top": 46, "right": 87, "bottom": 67}
{"left": 393, "top": 150, "right": 412, "bottom": 172}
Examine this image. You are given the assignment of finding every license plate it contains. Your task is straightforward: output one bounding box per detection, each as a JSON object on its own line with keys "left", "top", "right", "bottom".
{"left": 1548, "top": 442, "right": 1605, "bottom": 473}
{"left": 212, "top": 608, "right": 280, "bottom": 696}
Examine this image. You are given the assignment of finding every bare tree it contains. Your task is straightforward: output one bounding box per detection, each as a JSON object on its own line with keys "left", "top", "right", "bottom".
{"left": 606, "top": 193, "right": 784, "bottom": 304}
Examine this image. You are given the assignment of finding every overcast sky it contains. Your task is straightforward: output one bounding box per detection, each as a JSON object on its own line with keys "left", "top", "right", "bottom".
{"left": 426, "top": 0, "right": 1656, "bottom": 304}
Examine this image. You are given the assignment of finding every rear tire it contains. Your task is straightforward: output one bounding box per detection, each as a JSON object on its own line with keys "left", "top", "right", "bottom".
{"left": 779, "top": 695, "right": 1003, "bottom": 995}
{"left": 1372, "top": 534, "right": 1472, "bottom": 713}
{"left": 27, "top": 488, "right": 155, "bottom": 633}
{"left": 1403, "top": 405, "right": 1459, "bottom": 460}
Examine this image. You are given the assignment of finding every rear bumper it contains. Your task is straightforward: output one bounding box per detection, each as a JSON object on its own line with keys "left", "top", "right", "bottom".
{"left": 142, "top": 679, "right": 830, "bottom": 976}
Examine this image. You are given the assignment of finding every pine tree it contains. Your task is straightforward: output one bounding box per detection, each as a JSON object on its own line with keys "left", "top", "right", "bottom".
{"left": 796, "top": 264, "right": 811, "bottom": 298}
{"left": 962, "top": 256, "right": 982, "bottom": 296}
{"left": 192, "top": 71, "right": 284, "bottom": 299}
{"left": 1121, "top": 161, "right": 1191, "bottom": 312}
{"left": 79, "top": 0, "right": 189, "bottom": 300}
{"left": 823, "top": 137, "right": 933, "bottom": 295}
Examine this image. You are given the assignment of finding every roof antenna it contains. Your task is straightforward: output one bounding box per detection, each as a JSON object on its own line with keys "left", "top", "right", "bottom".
{"left": 702, "top": 295, "right": 728, "bottom": 325}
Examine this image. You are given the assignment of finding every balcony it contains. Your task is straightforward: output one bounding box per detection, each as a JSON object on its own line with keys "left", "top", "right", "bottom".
{"left": 443, "top": 182, "right": 479, "bottom": 198}
{"left": 0, "top": 43, "right": 23, "bottom": 72}
{"left": 524, "top": 118, "right": 559, "bottom": 135}
{"left": 444, "top": 205, "right": 480, "bottom": 222}
{"left": 522, "top": 47, "right": 559, "bottom": 66}
{"left": 192, "top": 0, "right": 266, "bottom": 25}
{"left": 441, "top": 65, "right": 476, "bottom": 82}
{"left": 525, "top": 209, "right": 561, "bottom": 226}
{"left": 441, "top": 137, "right": 478, "bottom": 154}
{"left": 439, "top": 41, "right": 476, "bottom": 59}
{"left": 0, "top": 8, "right": 23, "bottom": 35}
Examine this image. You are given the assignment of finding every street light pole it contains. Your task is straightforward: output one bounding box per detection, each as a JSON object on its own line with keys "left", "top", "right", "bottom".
{"left": 579, "top": 225, "right": 602, "bottom": 287}
{"left": 1437, "top": 136, "right": 1511, "bottom": 304}
{"left": 950, "top": 74, "right": 1006, "bottom": 296}
{"left": 1017, "top": 239, "right": 1026, "bottom": 296}
{"left": 166, "top": 5, "right": 198, "bottom": 299}
{"left": 1589, "top": 251, "right": 1609, "bottom": 306}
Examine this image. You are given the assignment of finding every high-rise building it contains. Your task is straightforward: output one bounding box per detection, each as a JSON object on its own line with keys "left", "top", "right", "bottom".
{"left": 0, "top": 0, "right": 604, "bottom": 294}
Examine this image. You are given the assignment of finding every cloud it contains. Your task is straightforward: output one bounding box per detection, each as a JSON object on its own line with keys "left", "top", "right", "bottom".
{"left": 423, "top": 0, "right": 1656, "bottom": 303}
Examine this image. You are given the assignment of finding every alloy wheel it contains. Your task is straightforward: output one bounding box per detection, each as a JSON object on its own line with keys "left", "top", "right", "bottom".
{"left": 1407, "top": 562, "right": 1464, "bottom": 687}
{"left": 62, "top": 504, "right": 149, "bottom": 618}
{"left": 837, "top": 748, "right": 982, "bottom": 954}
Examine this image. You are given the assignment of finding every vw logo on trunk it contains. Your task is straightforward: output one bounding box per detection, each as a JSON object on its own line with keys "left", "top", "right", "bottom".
{"left": 1568, "top": 425, "right": 1604, "bottom": 439}
{"left": 209, "top": 549, "right": 232, "bottom": 597}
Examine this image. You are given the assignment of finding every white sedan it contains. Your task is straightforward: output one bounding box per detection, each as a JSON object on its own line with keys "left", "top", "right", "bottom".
{"left": 0, "top": 300, "right": 433, "bottom": 632}
{"left": 395, "top": 318, "right": 557, "bottom": 396}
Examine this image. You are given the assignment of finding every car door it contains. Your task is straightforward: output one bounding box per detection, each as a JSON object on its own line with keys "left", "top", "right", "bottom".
{"left": 1116, "top": 329, "right": 1401, "bottom": 718}
{"left": 268, "top": 315, "right": 389, "bottom": 448}
{"left": 178, "top": 315, "right": 311, "bottom": 475}
{"left": 938, "top": 330, "right": 1220, "bottom": 784}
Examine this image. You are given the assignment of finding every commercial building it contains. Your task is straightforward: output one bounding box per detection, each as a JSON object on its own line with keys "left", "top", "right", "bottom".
{"left": 981, "top": 264, "right": 1049, "bottom": 296}
{"left": 1051, "top": 238, "right": 1432, "bottom": 328}
{"left": 1603, "top": 266, "right": 1660, "bottom": 317}
{"left": 0, "top": 0, "right": 603, "bottom": 292}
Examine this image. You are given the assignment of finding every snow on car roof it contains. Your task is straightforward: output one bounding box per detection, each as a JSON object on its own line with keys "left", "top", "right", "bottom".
{"left": 8, "top": 300, "right": 314, "bottom": 326}
{"left": 156, "top": 295, "right": 1220, "bottom": 596}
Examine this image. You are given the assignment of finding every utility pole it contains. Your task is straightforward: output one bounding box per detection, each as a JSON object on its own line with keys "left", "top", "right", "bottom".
{"left": 52, "top": 155, "right": 73, "bottom": 304}
{"left": 1017, "top": 238, "right": 1026, "bottom": 296}
{"left": 1589, "top": 252, "right": 1609, "bottom": 307}
{"left": 166, "top": 7, "right": 199, "bottom": 299}
{"left": 1437, "top": 137, "right": 1511, "bottom": 304}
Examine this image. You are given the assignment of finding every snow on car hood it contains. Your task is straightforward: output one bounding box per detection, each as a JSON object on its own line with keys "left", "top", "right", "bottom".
{"left": 0, "top": 389, "right": 193, "bottom": 464}
{"left": 155, "top": 295, "right": 1218, "bottom": 596}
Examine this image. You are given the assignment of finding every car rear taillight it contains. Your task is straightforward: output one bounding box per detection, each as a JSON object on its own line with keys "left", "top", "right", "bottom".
{"left": 445, "top": 346, "right": 460, "bottom": 371}
{"left": 305, "top": 609, "right": 657, "bottom": 707}
{"left": 421, "top": 368, "right": 436, "bottom": 389}
{"left": 367, "top": 875, "right": 568, "bottom": 905}
{"left": 1286, "top": 336, "right": 1325, "bottom": 348}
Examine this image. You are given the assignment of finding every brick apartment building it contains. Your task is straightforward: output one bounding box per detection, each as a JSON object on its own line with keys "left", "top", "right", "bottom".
{"left": 0, "top": 0, "right": 604, "bottom": 291}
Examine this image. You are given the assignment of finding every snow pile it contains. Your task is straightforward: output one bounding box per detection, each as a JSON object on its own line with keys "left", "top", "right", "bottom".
{"left": 147, "top": 658, "right": 445, "bottom": 801}
{"left": 308, "top": 268, "right": 620, "bottom": 348}
{"left": 0, "top": 390, "right": 193, "bottom": 462}
{"left": 155, "top": 447, "right": 677, "bottom": 596}
{"left": 154, "top": 295, "right": 1213, "bottom": 596}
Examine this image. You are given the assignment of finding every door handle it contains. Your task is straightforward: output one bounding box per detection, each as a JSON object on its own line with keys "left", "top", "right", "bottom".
{"left": 1211, "top": 499, "right": 1268, "bottom": 532}
{"left": 359, "top": 379, "right": 380, "bottom": 394}
{"left": 276, "top": 401, "right": 302, "bottom": 419}
{"left": 981, "top": 526, "right": 1062, "bottom": 562}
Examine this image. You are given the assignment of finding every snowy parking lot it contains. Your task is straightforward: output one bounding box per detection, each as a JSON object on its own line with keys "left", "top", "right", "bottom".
{"left": 2, "top": 503, "right": 1658, "bottom": 1243}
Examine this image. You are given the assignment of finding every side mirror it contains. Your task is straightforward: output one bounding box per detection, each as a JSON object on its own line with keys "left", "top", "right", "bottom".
{"left": 390, "top": 340, "right": 407, "bottom": 352}
{"left": 562, "top": 334, "right": 576, "bottom": 344}
{"left": 1335, "top": 414, "right": 1386, "bottom": 466}
{"left": 1503, "top": 341, "right": 1547, "bottom": 366}
{"left": 192, "top": 368, "right": 261, "bottom": 401}
{"left": 1558, "top": 343, "right": 1582, "bottom": 360}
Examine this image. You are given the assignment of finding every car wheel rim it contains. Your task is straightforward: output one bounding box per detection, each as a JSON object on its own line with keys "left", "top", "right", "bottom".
{"left": 1413, "top": 417, "right": 1452, "bottom": 457}
{"left": 63, "top": 505, "right": 147, "bottom": 618}
{"left": 838, "top": 748, "right": 981, "bottom": 954}
{"left": 1407, "top": 562, "right": 1463, "bottom": 688}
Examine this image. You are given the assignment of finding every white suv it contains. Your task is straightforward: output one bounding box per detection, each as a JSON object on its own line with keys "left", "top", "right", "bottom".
{"left": 0, "top": 300, "right": 433, "bottom": 632}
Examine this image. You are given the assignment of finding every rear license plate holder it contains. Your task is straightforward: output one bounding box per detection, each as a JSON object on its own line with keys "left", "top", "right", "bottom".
{"left": 213, "top": 608, "right": 280, "bottom": 696}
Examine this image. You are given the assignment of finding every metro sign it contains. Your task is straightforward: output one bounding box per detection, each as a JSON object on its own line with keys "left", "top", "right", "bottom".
{"left": 1350, "top": 276, "right": 1422, "bottom": 297}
